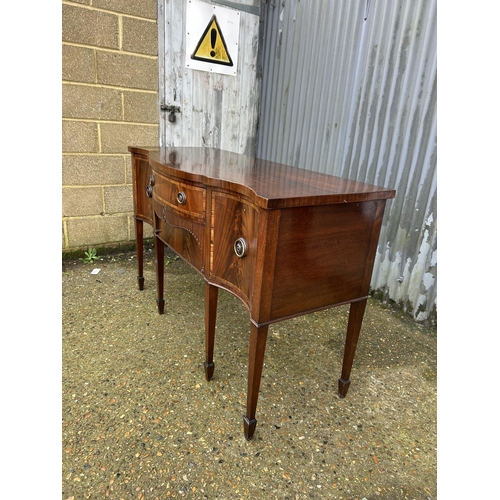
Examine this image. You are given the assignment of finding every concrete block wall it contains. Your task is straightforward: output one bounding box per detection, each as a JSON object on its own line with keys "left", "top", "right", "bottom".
{"left": 62, "top": 0, "right": 159, "bottom": 251}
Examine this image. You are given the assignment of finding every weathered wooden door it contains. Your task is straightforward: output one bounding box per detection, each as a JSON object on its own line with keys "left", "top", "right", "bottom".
{"left": 158, "top": 0, "right": 262, "bottom": 155}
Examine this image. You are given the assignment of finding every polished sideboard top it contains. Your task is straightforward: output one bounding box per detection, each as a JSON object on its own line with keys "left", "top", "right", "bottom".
{"left": 130, "top": 146, "right": 396, "bottom": 210}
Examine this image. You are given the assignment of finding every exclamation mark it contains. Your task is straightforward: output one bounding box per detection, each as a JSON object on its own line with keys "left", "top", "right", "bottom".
{"left": 210, "top": 27, "right": 216, "bottom": 57}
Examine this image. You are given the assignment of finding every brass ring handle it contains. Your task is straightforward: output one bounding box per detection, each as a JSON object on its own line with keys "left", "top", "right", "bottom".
{"left": 234, "top": 238, "right": 247, "bottom": 258}
{"left": 177, "top": 191, "right": 187, "bottom": 205}
{"left": 146, "top": 175, "right": 155, "bottom": 198}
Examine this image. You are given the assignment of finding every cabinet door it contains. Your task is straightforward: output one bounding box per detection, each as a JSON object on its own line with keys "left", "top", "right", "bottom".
{"left": 210, "top": 192, "right": 259, "bottom": 306}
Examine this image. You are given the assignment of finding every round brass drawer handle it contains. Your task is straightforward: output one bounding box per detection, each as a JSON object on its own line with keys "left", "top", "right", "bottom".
{"left": 177, "top": 191, "right": 187, "bottom": 205}
{"left": 234, "top": 238, "right": 247, "bottom": 258}
{"left": 146, "top": 175, "right": 155, "bottom": 198}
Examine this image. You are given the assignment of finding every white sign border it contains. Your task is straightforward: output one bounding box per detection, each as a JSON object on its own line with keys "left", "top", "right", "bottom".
{"left": 185, "top": 0, "right": 240, "bottom": 76}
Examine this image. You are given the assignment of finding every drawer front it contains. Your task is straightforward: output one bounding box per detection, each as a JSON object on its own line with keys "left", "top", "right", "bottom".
{"left": 210, "top": 192, "right": 259, "bottom": 305}
{"left": 153, "top": 171, "right": 206, "bottom": 221}
{"left": 154, "top": 201, "right": 205, "bottom": 272}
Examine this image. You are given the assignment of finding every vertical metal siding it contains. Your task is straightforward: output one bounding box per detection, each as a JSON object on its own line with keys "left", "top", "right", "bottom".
{"left": 257, "top": 0, "right": 437, "bottom": 323}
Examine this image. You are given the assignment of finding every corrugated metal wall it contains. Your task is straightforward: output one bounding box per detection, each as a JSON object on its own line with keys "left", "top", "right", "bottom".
{"left": 256, "top": 0, "right": 437, "bottom": 324}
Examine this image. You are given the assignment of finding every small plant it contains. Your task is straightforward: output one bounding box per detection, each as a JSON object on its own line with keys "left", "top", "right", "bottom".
{"left": 165, "top": 254, "right": 180, "bottom": 266}
{"left": 80, "top": 248, "right": 99, "bottom": 264}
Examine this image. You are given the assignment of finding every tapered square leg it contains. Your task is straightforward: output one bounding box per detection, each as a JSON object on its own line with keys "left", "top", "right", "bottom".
{"left": 243, "top": 323, "right": 269, "bottom": 440}
{"left": 338, "top": 299, "right": 367, "bottom": 398}
{"left": 135, "top": 218, "right": 145, "bottom": 290}
{"left": 204, "top": 283, "right": 218, "bottom": 381}
{"left": 154, "top": 233, "right": 165, "bottom": 315}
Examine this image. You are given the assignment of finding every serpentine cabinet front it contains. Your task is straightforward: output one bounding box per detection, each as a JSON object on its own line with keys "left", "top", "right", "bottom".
{"left": 129, "top": 146, "right": 396, "bottom": 440}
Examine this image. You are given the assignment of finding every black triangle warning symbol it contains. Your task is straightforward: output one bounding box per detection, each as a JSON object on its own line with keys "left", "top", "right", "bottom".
{"left": 191, "top": 15, "right": 233, "bottom": 67}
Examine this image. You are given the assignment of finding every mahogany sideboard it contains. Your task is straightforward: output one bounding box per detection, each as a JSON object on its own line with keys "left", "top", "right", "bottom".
{"left": 129, "top": 146, "right": 395, "bottom": 440}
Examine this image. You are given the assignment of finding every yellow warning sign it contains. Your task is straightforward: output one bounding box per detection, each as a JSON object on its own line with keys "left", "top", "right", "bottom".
{"left": 191, "top": 15, "right": 233, "bottom": 67}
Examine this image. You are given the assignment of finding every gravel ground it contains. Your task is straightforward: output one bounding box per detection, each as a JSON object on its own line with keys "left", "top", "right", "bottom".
{"left": 62, "top": 247, "right": 437, "bottom": 500}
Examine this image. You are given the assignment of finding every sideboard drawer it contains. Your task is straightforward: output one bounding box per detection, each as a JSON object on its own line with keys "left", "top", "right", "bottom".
{"left": 153, "top": 172, "right": 206, "bottom": 221}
